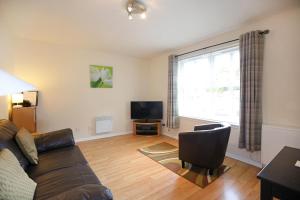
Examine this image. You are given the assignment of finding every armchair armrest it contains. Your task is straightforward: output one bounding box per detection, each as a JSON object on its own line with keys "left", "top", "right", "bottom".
{"left": 46, "top": 184, "right": 113, "bottom": 200}
{"left": 34, "top": 128, "right": 75, "bottom": 153}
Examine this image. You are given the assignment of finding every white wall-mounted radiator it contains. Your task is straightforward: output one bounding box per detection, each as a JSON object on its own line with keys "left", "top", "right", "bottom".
{"left": 96, "top": 116, "right": 113, "bottom": 134}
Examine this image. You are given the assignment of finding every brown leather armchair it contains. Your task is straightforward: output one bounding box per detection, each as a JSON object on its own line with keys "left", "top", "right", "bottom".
{"left": 179, "top": 123, "right": 231, "bottom": 174}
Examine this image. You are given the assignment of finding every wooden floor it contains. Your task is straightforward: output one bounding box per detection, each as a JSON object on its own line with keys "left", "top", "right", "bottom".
{"left": 78, "top": 134, "right": 261, "bottom": 200}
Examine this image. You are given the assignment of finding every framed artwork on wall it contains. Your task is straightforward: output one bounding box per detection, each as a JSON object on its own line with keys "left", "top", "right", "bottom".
{"left": 23, "top": 91, "right": 38, "bottom": 106}
{"left": 90, "top": 65, "right": 113, "bottom": 88}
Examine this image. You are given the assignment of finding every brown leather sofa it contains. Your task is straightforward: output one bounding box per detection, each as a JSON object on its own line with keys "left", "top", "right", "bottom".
{"left": 0, "top": 119, "right": 113, "bottom": 200}
{"left": 179, "top": 123, "right": 231, "bottom": 175}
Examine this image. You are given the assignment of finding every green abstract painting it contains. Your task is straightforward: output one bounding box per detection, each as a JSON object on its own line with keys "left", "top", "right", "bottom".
{"left": 90, "top": 65, "right": 113, "bottom": 88}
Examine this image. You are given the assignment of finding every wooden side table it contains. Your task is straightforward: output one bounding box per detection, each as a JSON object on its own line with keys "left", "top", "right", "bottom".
{"left": 11, "top": 106, "right": 37, "bottom": 133}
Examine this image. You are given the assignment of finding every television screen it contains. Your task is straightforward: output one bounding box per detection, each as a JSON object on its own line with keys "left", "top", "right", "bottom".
{"left": 131, "top": 101, "right": 163, "bottom": 120}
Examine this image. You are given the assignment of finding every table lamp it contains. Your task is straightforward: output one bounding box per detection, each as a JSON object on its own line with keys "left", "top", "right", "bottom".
{"left": 11, "top": 93, "right": 24, "bottom": 108}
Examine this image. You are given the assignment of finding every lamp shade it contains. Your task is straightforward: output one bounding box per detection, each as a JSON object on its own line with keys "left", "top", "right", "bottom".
{"left": 0, "top": 69, "right": 36, "bottom": 96}
{"left": 11, "top": 93, "right": 24, "bottom": 104}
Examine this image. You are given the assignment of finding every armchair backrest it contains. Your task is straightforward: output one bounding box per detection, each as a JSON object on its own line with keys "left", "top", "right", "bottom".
{"left": 194, "top": 123, "right": 227, "bottom": 131}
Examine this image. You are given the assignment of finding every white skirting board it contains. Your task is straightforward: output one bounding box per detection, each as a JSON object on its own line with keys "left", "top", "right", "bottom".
{"left": 261, "top": 125, "right": 300, "bottom": 165}
{"left": 225, "top": 152, "right": 262, "bottom": 168}
{"left": 75, "top": 131, "right": 130, "bottom": 143}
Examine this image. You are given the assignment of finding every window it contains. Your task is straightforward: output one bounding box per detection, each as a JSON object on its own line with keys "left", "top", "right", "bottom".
{"left": 177, "top": 44, "right": 240, "bottom": 124}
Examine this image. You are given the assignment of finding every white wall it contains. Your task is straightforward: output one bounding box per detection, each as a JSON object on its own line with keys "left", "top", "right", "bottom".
{"left": 12, "top": 39, "right": 149, "bottom": 140}
{"left": 0, "top": 26, "right": 14, "bottom": 119}
{"left": 147, "top": 7, "right": 300, "bottom": 165}
{"left": 262, "top": 125, "right": 300, "bottom": 164}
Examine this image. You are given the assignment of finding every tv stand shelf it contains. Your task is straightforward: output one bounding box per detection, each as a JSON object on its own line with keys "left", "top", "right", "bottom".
{"left": 133, "top": 120, "right": 161, "bottom": 136}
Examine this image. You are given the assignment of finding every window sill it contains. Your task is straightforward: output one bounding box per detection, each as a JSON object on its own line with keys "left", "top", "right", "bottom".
{"left": 178, "top": 116, "right": 240, "bottom": 128}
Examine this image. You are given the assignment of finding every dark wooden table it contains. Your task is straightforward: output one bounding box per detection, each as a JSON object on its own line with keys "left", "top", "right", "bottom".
{"left": 257, "top": 146, "right": 300, "bottom": 200}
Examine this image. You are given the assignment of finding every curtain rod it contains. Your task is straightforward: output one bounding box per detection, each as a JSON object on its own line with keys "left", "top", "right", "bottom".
{"left": 175, "top": 29, "right": 269, "bottom": 58}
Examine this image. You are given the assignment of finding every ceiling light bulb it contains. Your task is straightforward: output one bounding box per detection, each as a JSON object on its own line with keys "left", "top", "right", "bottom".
{"left": 128, "top": 13, "right": 133, "bottom": 20}
{"left": 141, "top": 12, "right": 146, "bottom": 19}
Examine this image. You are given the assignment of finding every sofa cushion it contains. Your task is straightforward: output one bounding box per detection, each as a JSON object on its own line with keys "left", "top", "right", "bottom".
{"left": 33, "top": 164, "right": 101, "bottom": 200}
{"left": 27, "top": 146, "right": 87, "bottom": 178}
{"left": 0, "top": 119, "right": 29, "bottom": 169}
{"left": 0, "top": 148, "right": 37, "bottom": 200}
{"left": 16, "top": 128, "right": 38, "bottom": 165}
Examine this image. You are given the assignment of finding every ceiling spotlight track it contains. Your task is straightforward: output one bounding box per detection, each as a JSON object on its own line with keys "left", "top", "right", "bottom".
{"left": 126, "top": 0, "right": 147, "bottom": 20}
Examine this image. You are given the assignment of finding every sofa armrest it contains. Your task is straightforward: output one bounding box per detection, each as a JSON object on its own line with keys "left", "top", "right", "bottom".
{"left": 46, "top": 184, "right": 113, "bottom": 200}
{"left": 34, "top": 128, "right": 75, "bottom": 153}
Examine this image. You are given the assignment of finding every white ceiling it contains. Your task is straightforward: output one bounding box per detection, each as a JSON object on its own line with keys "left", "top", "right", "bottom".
{"left": 0, "top": 0, "right": 299, "bottom": 58}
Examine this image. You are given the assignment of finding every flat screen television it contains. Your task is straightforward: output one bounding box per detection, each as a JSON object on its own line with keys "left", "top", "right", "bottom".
{"left": 131, "top": 101, "right": 163, "bottom": 120}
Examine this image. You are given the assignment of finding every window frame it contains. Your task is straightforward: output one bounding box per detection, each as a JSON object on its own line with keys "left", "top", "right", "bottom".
{"left": 176, "top": 41, "right": 240, "bottom": 126}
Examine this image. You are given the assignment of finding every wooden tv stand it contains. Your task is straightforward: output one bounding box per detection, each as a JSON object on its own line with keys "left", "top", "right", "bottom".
{"left": 132, "top": 120, "right": 161, "bottom": 136}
